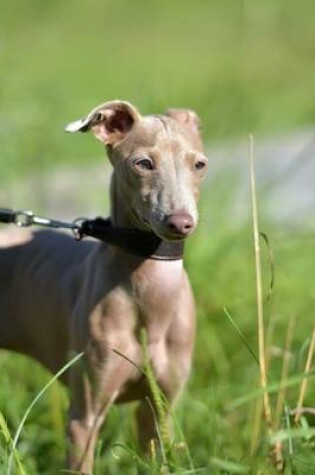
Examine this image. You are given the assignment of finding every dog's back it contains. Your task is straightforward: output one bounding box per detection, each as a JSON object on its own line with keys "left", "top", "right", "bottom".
{"left": 0, "top": 229, "right": 95, "bottom": 371}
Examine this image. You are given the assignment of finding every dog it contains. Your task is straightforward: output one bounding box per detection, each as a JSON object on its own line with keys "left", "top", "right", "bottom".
{"left": 0, "top": 100, "right": 208, "bottom": 473}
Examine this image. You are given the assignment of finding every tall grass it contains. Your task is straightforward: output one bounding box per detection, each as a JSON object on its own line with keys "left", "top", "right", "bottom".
{"left": 249, "top": 135, "right": 273, "bottom": 437}
{"left": 1, "top": 354, "right": 83, "bottom": 475}
{"left": 0, "top": 153, "right": 314, "bottom": 474}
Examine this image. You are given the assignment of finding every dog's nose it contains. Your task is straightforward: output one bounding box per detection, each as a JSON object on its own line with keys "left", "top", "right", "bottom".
{"left": 166, "top": 213, "right": 194, "bottom": 236}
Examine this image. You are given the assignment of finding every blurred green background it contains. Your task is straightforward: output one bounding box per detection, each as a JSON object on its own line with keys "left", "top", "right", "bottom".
{"left": 0, "top": 1, "right": 315, "bottom": 474}
{"left": 1, "top": 0, "right": 315, "bottom": 181}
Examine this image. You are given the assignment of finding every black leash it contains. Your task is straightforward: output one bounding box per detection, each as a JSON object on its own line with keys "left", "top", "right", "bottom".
{"left": 0, "top": 208, "right": 82, "bottom": 235}
{"left": 0, "top": 208, "right": 184, "bottom": 261}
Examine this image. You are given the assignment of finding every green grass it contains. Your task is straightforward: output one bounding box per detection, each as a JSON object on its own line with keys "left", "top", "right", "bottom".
{"left": 0, "top": 1, "right": 315, "bottom": 473}
{"left": 0, "top": 184, "right": 314, "bottom": 474}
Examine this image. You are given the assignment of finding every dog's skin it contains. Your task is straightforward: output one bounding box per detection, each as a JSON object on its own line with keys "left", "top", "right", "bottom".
{"left": 0, "top": 101, "right": 208, "bottom": 473}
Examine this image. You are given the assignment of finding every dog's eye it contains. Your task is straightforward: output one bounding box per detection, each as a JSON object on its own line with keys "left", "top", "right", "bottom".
{"left": 194, "top": 160, "right": 207, "bottom": 171}
{"left": 134, "top": 158, "right": 154, "bottom": 171}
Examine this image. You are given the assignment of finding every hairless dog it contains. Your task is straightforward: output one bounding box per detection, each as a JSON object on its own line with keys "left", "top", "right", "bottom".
{"left": 0, "top": 100, "right": 208, "bottom": 473}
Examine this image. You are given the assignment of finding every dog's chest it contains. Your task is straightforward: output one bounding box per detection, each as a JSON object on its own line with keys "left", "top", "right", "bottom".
{"left": 89, "top": 258, "right": 190, "bottom": 404}
{"left": 131, "top": 259, "right": 184, "bottom": 330}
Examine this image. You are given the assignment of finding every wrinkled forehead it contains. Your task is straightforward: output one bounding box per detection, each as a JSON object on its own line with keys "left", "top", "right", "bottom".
{"left": 114, "top": 115, "right": 203, "bottom": 156}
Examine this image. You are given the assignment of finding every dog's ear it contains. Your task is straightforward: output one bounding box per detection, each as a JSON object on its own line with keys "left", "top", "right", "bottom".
{"left": 165, "top": 108, "right": 200, "bottom": 134}
{"left": 166, "top": 108, "right": 203, "bottom": 151}
{"left": 65, "top": 100, "right": 141, "bottom": 145}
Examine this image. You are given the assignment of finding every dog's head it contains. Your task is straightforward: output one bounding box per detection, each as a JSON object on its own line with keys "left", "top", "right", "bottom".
{"left": 66, "top": 100, "right": 207, "bottom": 241}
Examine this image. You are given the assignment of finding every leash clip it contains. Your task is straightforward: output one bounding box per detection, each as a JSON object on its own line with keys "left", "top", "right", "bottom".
{"left": 14, "top": 210, "right": 34, "bottom": 227}
{"left": 72, "top": 218, "right": 86, "bottom": 241}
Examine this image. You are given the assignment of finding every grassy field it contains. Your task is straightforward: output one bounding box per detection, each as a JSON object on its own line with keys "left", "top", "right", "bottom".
{"left": 1, "top": 193, "right": 314, "bottom": 474}
{"left": 0, "top": 1, "right": 315, "bottom": 474}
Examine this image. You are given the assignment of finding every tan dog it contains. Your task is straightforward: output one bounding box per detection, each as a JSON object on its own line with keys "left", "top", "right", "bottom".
{"left": 0, "top": 100, "right": 207, "bottom": 473}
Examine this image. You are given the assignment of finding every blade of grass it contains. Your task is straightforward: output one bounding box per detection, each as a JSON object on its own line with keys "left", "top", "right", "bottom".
{"left": 290, "top": 407, "right": 315, "bottom": 417}
{"left": 284, "top": 406, "right": 294, "bottom": 456}
{"left": 265, "top": 309, "right": 276, "bottom": 376}
{"left": 274, "top": 314, "right": 297, "bottom": 430}
{"left": 0, "top": 412, "right": 26, "bottom": 475}
{"left": 259, "top": 232, "right": 275, "bottom": 304}
{"left": 228, "top": 369, "right": 315, "bottom": 411}
{"left": 255, "top": 309, "right": 276, "bottom": 457}
{"left": 269, "top": 427, "right": 315, "bottom": 444}
{"left": 7, "top": 352, "right": 83, "bottom": 475}
{"left": 224, "top": 302, "right": 268, "bottom": 454}
{"left": 113, "top": 345, "right": 169, "bottom": 466}
{"left": 209, "top": 456, "right": 250, "bottom": 473}
{"left": 250, "top": 388, "right": 263, "bottom": 456}
{"left": 111, "top": 443, "right": 151, "bottom": 470}
{"left": 273, "top": 315, "right": 296, "bottom": 472}
{"left": 171, "top": 416, "right": 195, "bottom": 472}
{"left": 294, "top": 325, "right": 315, "bottom": 425}
{"left": 249, "top": 134, "right": 273, "bottom": 433}
{"left": 223, "top": 306, "right": 259, "bottom": 366}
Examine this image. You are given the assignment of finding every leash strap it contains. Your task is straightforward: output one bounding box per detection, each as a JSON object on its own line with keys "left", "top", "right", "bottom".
{"left": 0, "top": 208, "right": 184, "bottom": 260}
{"left": 0, "top": 209, "right": 17, "bottom": 224}
{"left": 0, "top": 208, "right": 79, "bottom": 231}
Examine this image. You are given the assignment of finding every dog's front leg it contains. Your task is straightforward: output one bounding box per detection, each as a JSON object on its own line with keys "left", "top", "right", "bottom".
{"left": 66, "top": 366, "right": 109, "bottom": 474}
{"left": 67, "top": 412, "right": 100, "bottom": 474}
{"left": 67, "top": 398, "right": 115, "bottom": 474}
{"left": 66, "top": 347, "right": 139, "bottom": 474}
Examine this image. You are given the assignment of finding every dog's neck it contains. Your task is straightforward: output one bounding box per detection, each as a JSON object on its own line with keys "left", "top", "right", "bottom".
{"left": 106, "top": 173, "right": 184, "bottom": 262}
{"left": 110, "top": 173, "right": 145, "bottom": 230}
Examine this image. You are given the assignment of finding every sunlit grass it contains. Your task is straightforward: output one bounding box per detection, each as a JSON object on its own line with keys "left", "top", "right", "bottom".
{"left": 0, "top": 177, "right": 314, "bottom": 473}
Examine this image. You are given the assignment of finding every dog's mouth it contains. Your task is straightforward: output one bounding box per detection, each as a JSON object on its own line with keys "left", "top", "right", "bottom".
{"left": 141, "top": 217, "right": 194, "bottom": 242}
{"left": 155, "top": 228, "right": 192, "bottom": 242}
{"left": 160, "top": 234, "right": 188, "bottom": 242}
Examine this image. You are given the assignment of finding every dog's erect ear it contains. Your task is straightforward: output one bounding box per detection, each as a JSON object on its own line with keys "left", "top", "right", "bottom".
{"left": 165, "top": 108, "right": 200, "bottom": 134}
{"left": 65, "top": 100, "right": 141, "bottom": 145}
{"left": 166, "top": 108, "right": 203, "bottom": 150}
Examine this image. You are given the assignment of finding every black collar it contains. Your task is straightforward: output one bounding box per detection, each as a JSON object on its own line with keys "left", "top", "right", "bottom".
{"left": 78, "top": 217, "right": 184, "bottom": 261}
